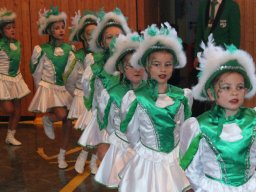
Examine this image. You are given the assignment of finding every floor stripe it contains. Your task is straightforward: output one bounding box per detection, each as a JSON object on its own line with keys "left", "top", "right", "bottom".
{"left": 37, "top": 147, "right": 82, "bottom": 160}
{"left": 60, "top": 166, "right": 90, "bottom": 192}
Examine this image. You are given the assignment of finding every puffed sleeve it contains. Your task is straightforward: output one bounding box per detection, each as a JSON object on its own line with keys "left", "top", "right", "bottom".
{"left": 180, "top": 117, "right": 204, "bottom": 190}
{"left": 83, "top": 52, "right": 95, "bottom": 68}
{"left": 105, "top": 103, "right": 116, "bottom": 135}
{"left": 125, "top": 105, "right": 140, "bottom": 148}
{"left": 81, "top": 66, "right": 93, "bottom": 99}
{"left": 120, "top": 90, "right": 137, "bottom": 121}
{"left": 120, "top": 90, "right": 140, "bottom": 148}
{"left": 30, "top": 45, "right": 43, "bottom": 87}
{"left": 63, "top": 58, "right": 81, "bottom": 96}
{"left": 97, "top": 88, "right": 110, "bottom": 130}
{"left": 183, "top": 88, "right": 193, "bottom": 109}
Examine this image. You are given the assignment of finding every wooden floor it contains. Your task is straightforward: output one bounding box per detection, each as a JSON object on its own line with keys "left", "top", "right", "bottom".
{"left": 0, "top": 122, "right": 117, "bottom": 192}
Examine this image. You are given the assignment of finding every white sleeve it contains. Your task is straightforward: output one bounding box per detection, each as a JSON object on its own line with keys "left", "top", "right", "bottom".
{"left": 183, "top": 88, "right": 193, "bottom": 109}
{"left": 125, "top": 105, "right": 140, "bottom": 148}
{"left": 84, "top": 53, "right": 95, "bottom": 68}
{"left": 31, "top": 45, "right": 43, "bottom": 87}
{"left": 180, "top": 117, "right": 200, "bottom": 155}
{"left": 105, "top": 103, "right": 116, "bottom": 135}
{"left": 81, "top": 65, "right": 93, "bottom": 98}
{"left": 64, "top": 61, "right": 82, "bottom": 96}
{"left": 180, "top": 117, "right": 204, "bottom": 190}
{"left": 97, "top": 89, "right": 110, "bottom": 124}
{"left": 120, "top": 90, "right": 136, "bottom": 121}
{"left": 64, "top": 51, "right": 76, "bottom": 74}
{"left": 31, "top": 45, "right": 42, "bottom": 65}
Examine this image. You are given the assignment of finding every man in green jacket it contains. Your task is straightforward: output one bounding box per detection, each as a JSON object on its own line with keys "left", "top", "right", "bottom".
{"left": 194, "top": 0, "right": 240, "bottom": 68}
{"left": 192, "top": 0, "right": 240, "bottom": 117}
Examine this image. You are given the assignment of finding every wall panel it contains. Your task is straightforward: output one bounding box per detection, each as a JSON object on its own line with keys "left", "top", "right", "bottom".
{"left": 236, "top": 0, "right": 256, "bottom": 107}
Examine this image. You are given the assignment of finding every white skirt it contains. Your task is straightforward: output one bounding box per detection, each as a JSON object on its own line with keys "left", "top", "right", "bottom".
{"left": 195, "top": 172, "right": 256, "bottom": 192}
{"left": 119, "top": 143, "right": 191, "bottom": 192}
{"left": 95, "top": 131, "right": 135, "bottom": 188}
{"left": 0, "top": 73, "right": 30, "bottom": 100}
{"left": 78, "top": 110, "right": 109, "bottom": 147}
{"left": 68, "top": 89, "right": 86, "bottom": 119}
{"left": 74, "top": 109, "right": 93, "bottom": 130}
{"left": 28, "top": 81, "right": 72, "bottom": 113}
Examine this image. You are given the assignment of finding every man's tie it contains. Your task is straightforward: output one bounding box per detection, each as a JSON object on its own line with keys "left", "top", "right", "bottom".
{"left": 210, "top": 0, "right": 218, "bottom": 23}
{"left": 204, "top": 0, "right": 218, "bottom": 41}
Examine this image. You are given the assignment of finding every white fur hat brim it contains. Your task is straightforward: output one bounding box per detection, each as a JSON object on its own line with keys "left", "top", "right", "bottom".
{"left": 69, "top": 14, "right": 97, "bottom": 42}
{"left": 131, "top": 35, "right": 186, "bottom": 69}
{"left": 104, "top": 33, "right": 140, "bottom": 75}
{"left": 0, "top": 8, "right": 16, "bottom": 25}
{"left": 193, "top": 44, "right": 256, "bottom": 101}
{"left": 89, "top": 11, "right": 131, "bottom": 53}
{"left": 38, "top": 11, "right": 67, "bottom": 35}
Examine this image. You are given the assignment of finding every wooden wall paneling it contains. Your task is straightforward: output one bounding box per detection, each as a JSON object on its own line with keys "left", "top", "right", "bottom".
{"left": 237, "top": 0, "right": 256, "bottom": 107}
{"left": 20, "top": 0, "right": 34, "bottom": 116}
{"left": 136, "top": 0, "right": 145, "bottom": 31}
{"left": 136, "top": 0, "right": 160, "bottom": 31}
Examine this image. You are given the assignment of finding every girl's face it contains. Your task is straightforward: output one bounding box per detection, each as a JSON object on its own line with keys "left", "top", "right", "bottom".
{"left": 3, "top": 22, "right": 16, "bottom": 40}
{"left": 147, "top": 50, "right": 174, "bottom": 85}
{"left": 83, "top": 24, "right": 96, "bottom": 42}
{"left": 123, "top": 54, "right": 144, "bottom": 87}
{"left": 208, "top": 72, "right": 247, "bottom": 117}
{"left": 51, "top": 21, "right": 65, "bottom": 40}
{"left": 101, "top": 26, "right": 123, "bottom": 49}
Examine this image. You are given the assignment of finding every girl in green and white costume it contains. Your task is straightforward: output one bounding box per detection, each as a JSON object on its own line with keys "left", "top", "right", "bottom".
{"left": 28, "top": 7, "right": 76, "bottom": 169}
{"left": 66, "top": 10, "right": 99, "bottom": 175}
{"left": 180, "top": 36, "right": 256, "bottom": 192}
{"left": 65, "top": 10, "right": 97, "bottom": 120}
{"left": 75, "top": 8, "right": 131, "bottom": 174}
{"left": 119, "top": 23, "right": 193, "bottom": 192}
{"left": 94, "top": 32, "right": 145, "bottom": 188}
{"left": 0, "top": 8, "right": 30, "bottom": 146}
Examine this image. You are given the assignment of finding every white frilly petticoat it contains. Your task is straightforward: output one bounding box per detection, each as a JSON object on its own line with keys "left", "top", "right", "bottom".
{"left": 95, "top": 131, "right": 135, "bottom": 188}
{"left": 28, "top": 81, "right": 72, "bottom": 113}
{"left": 194, "top": 172, "right": 256, "bottom": 192}
{"left": 0, "top": 73, "right": 30, "bottom": 100}
{"left": 77, "top": 110, "right": 109, "bottom": 147}
{"left": 68, "top": 88, "right": 86, "bottom": 119}
{"left": 119, "top": 143, "right": 191, "bottom": 192}
{"left": 74, "top": 109, "right": 93, "bottom": 130}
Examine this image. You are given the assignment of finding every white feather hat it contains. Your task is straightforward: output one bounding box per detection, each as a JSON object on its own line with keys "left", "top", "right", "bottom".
{"left": 69, "top": 10, "right": 98, "bottom": 42}
{"left": 193, "top": 35, "right": 256, "bottom": 101}
{"left": 131, "top": 22, "right": 186, "bottom": 69}
{"left": 104, "top": 32, "right": 141, "bottom": 75}
{"left": 37, "top": 6, "right": 67, "bottom": 35}
{"left": 0, "top": 8, "right": 16, "bottom": 26}
{"left": 89, "top": 8, "right": 131, "bottom": 53}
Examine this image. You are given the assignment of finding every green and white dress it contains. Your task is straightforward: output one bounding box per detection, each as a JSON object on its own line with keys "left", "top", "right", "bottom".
{"left": 119, "top": 80, "right": 192, "bottom": 192}
{"left": 28, "top": 43, "right": 75, "bottom": 112}
{"left": 0, "top": 38, "right": 30, "bottom": 100}
{"left": 64, "top": 48, "right": 90, "bottom": 120}
{"left": 95, "top": 80, "right": 146, "bottom": 188}
{"left": 77, "top": 51, "right": 120, "bottom": 147}
{"left": 180, "top": 105, "right": 256, "bottom": 192}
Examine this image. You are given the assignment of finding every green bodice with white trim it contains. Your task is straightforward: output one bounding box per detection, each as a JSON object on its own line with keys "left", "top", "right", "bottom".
{"left": 126, "top": 80, "right": 191, "bottom": 153}
{"left": 0, "top": 38, "right": 21, "bottom": 76}
{"left": 198, "top": 106, "right": 256, "bottom": 187}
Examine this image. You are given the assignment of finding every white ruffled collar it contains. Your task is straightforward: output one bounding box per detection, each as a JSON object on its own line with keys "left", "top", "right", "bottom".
{"left": 54, "top": 47, "right": 64, "bottom": 56}
{"left": 155, "top": 93, "right": 174, "bottom": 108}
{"left": 220, "top": 123, "right": 243, "bottom": 142}
{"left": 9, "top": 43, "right": 17, "bottom": 50}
